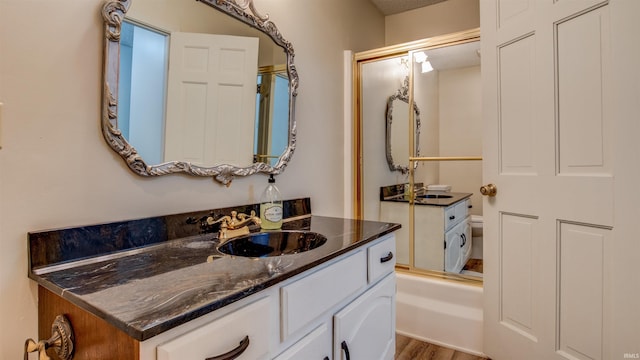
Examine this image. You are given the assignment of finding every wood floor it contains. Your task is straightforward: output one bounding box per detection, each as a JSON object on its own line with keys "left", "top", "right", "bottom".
{"left": 395, "top": 334, "right": 489, "bottom": 360}
{"left": 462, "top": 258, "right": 483, "bottom": 273}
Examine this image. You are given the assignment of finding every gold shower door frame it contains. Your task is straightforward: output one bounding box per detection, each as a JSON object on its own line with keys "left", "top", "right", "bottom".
{"left": 353, "top": 28, "right": 483, "bottom": 284}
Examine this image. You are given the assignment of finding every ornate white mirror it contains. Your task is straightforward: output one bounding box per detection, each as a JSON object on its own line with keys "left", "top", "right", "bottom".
{"left": 101, "top": 0, "right": 298, "bottom": 185}
{"left": 386, "top": 76, "right": 421, "bottom": 174}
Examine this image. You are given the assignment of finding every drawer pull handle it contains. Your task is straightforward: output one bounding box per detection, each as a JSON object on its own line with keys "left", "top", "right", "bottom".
{"left": 323, "top": 357, "right": 330, "bottom": 360}
{"left": 341, "top": 341, "right": 351, "bottom": 360}
{"left": 206, "top": 335, "right": 249, "bottom": 360}
{"left": 380, "top": 252, "right": 394, "bottom": 263}
{"left": 449, "top": 215, "right": 456, "bottom": 220}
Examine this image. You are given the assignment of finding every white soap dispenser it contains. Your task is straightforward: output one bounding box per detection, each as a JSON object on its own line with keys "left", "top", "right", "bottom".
{"left": 260, "top": 174, "right": 283, "bottom": 230}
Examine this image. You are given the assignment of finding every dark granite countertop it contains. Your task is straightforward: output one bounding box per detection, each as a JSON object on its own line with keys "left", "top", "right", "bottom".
{"left": 382, "top": 192, "right": 472, "bottom": 207}
{"left": 28, "top": 205, "right": 400, "bottom": 341}
{"left": 379, "top": 183, "right": 471, "bottom": 207}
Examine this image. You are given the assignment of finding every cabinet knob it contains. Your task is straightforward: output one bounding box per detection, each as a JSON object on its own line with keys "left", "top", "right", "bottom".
{"left": 24, "top": 315, "right": 74, "bottom": 360}
{"left": 480, "top": 183, "right": 497, "bottom": 197}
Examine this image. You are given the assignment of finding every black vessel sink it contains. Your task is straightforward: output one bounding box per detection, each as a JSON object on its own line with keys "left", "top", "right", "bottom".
{"left": 217, "top": 231, "right": 327, "bottom": 258}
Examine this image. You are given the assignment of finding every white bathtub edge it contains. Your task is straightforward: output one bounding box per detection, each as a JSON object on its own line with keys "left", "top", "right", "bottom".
{"left": 396, "top": 273, "right": 486, "bottom": 357}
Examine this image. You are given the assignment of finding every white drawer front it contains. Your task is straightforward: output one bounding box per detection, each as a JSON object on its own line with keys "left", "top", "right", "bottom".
{"left": 444, "top": 205, "right": 457, "bottom": 230}
{"left": 367, "top": 234, "right": 396, "bottom": 284}
{"left": 281, "top": 251, "right": 367, "bottom": 339}
{"left": 455, "top": 199, "right": 470, "bottom": 222}
{"left": 273, "top": 323, "right": 331, "bottom": 360}
{"left": 157, "top": 297, "right": 272, "bottom": 360}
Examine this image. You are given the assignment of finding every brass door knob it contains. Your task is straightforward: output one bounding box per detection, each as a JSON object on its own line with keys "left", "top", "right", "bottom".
{"left": 480, "top": 183, "right": 497, "bottom": 197}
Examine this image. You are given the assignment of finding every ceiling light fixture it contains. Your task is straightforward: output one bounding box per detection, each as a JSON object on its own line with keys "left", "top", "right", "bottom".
{"left": 421, "top": 61, "right": 434, "bottom": 73}
{"left": 413, "top": 51, "right": 433, "bottom": 73}
{"left": 414, "top": 51, "right": 428, "bottom": 64}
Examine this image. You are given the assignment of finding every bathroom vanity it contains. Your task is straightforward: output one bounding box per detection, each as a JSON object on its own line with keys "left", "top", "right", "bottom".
{"left": 379, "top": 185, "right": 471, "bottom": 272}
{"left": 29, "top": 199, "right": 399, "bottom": 360}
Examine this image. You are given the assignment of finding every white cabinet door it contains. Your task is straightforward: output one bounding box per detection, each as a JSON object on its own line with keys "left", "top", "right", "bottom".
{"left": 379, "top": 201, "right": 410, "bottom": 265}
{"left": 413, "top": 205, "right": 445, "bottom": 271}
{"left": 333, "top": 274, "right": 395, "bottom": 360}
{"left": 460, "top": 219, "right": 472, "bottom": 266}
{"left": 444, "top": 222, "right": 462, "bottom": 273}
{"left": 272, "top": 323, "right": 331, "bottom": 360}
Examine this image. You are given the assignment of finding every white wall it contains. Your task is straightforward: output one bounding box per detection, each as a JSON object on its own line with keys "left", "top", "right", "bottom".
{"left": 385, "top": 1, "right": 481, "bottom": 214}
{"left": 413, "top": 64, "right": 441, "bottom": 187}
{"left": 0, "top": 0, "right": 384, "bottom": 358}
{"left": 128, "top": 0, "right": 286, "bottom": 67}
{"left": 361, "top": 57, "right": 409, "bottom": 220}
{"left": 438, "top": 66, "right": 482, "bottom": 215}
{"left": 385, "top": 0, "right": 479, "bottom": 45}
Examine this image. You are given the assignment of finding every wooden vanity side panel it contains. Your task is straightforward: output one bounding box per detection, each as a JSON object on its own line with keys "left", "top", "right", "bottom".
{"left": 38, "top": 286, "right": 140, "bottom": 360}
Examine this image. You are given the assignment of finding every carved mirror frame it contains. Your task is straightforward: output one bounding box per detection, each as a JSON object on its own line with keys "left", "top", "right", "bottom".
{"left": 101, "top": 0, "right": 299, "bottom": 185}
{"left": 385, "top": 76, "right": 421, "bottom": 174}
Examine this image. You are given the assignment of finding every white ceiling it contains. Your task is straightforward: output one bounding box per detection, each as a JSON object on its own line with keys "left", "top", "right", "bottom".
{"left": 369, "top": 0, "right": 448, "bottom": 15}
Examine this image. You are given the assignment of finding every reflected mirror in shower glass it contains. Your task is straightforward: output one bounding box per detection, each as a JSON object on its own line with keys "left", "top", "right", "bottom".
{"left": 389, "top": 99, "right": 409, "bottom": 171}
{"left": 385, "top": 78, "right": 421, "bottom": 175}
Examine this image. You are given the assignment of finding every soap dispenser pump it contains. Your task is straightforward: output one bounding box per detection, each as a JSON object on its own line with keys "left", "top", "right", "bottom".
{"left": 260, "top": 174, "right": 283, "bottom": 230}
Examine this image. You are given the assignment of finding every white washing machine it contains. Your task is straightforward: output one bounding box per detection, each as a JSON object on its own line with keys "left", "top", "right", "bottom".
{"left": 444, "top": 217, "right": 472, "bottom": 273}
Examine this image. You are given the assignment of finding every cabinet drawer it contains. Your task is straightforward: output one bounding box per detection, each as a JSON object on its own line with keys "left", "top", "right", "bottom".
{"left": 281, "top": 251, "right": 367, "bottom": 340}
{"left": 445, "top": 200, "right": 470, "bottom": 230}
{"left": 367, "top": 234, "right": 396, "bottom": 284}
{"left": 157, "top": 297, "right": 271, "bottom": 360}
{"left": 444, "top": 205, "right": 457, "bottom": 230}
{"left": 455, "top": 199, "right": 470, "bottom": 222}
{"left": 273, "top": 323, "right": 331, "bottom": 360}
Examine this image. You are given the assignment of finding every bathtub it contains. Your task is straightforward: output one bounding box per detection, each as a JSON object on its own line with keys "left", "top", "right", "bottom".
{"left": 395, "top": 272, "right": 485, "bottom": 356}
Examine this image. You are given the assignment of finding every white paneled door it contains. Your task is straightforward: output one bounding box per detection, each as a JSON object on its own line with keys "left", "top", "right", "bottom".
{"left": 482, "top": 0, "right": 640, "bottom": 359}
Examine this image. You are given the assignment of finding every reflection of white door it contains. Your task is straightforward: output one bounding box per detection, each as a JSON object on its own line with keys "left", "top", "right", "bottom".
{"left": 164, "top": 32, "right": 258, "bottom": 165}
{"left": 482, "top": 1, "right": 639, "bottom": 359}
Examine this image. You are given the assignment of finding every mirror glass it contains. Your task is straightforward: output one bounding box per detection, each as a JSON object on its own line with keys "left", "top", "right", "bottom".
{"left": 356, "top": 29, "right": 482, "bottom": 282}
{"left": 410, "top": 40, "right": 482, "bottom": 278}
{"left": 386, "top": 77, "right": 421, "bottom": 174}
{"left": 101, "top": 0, "right": 298, "bottom": 185}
